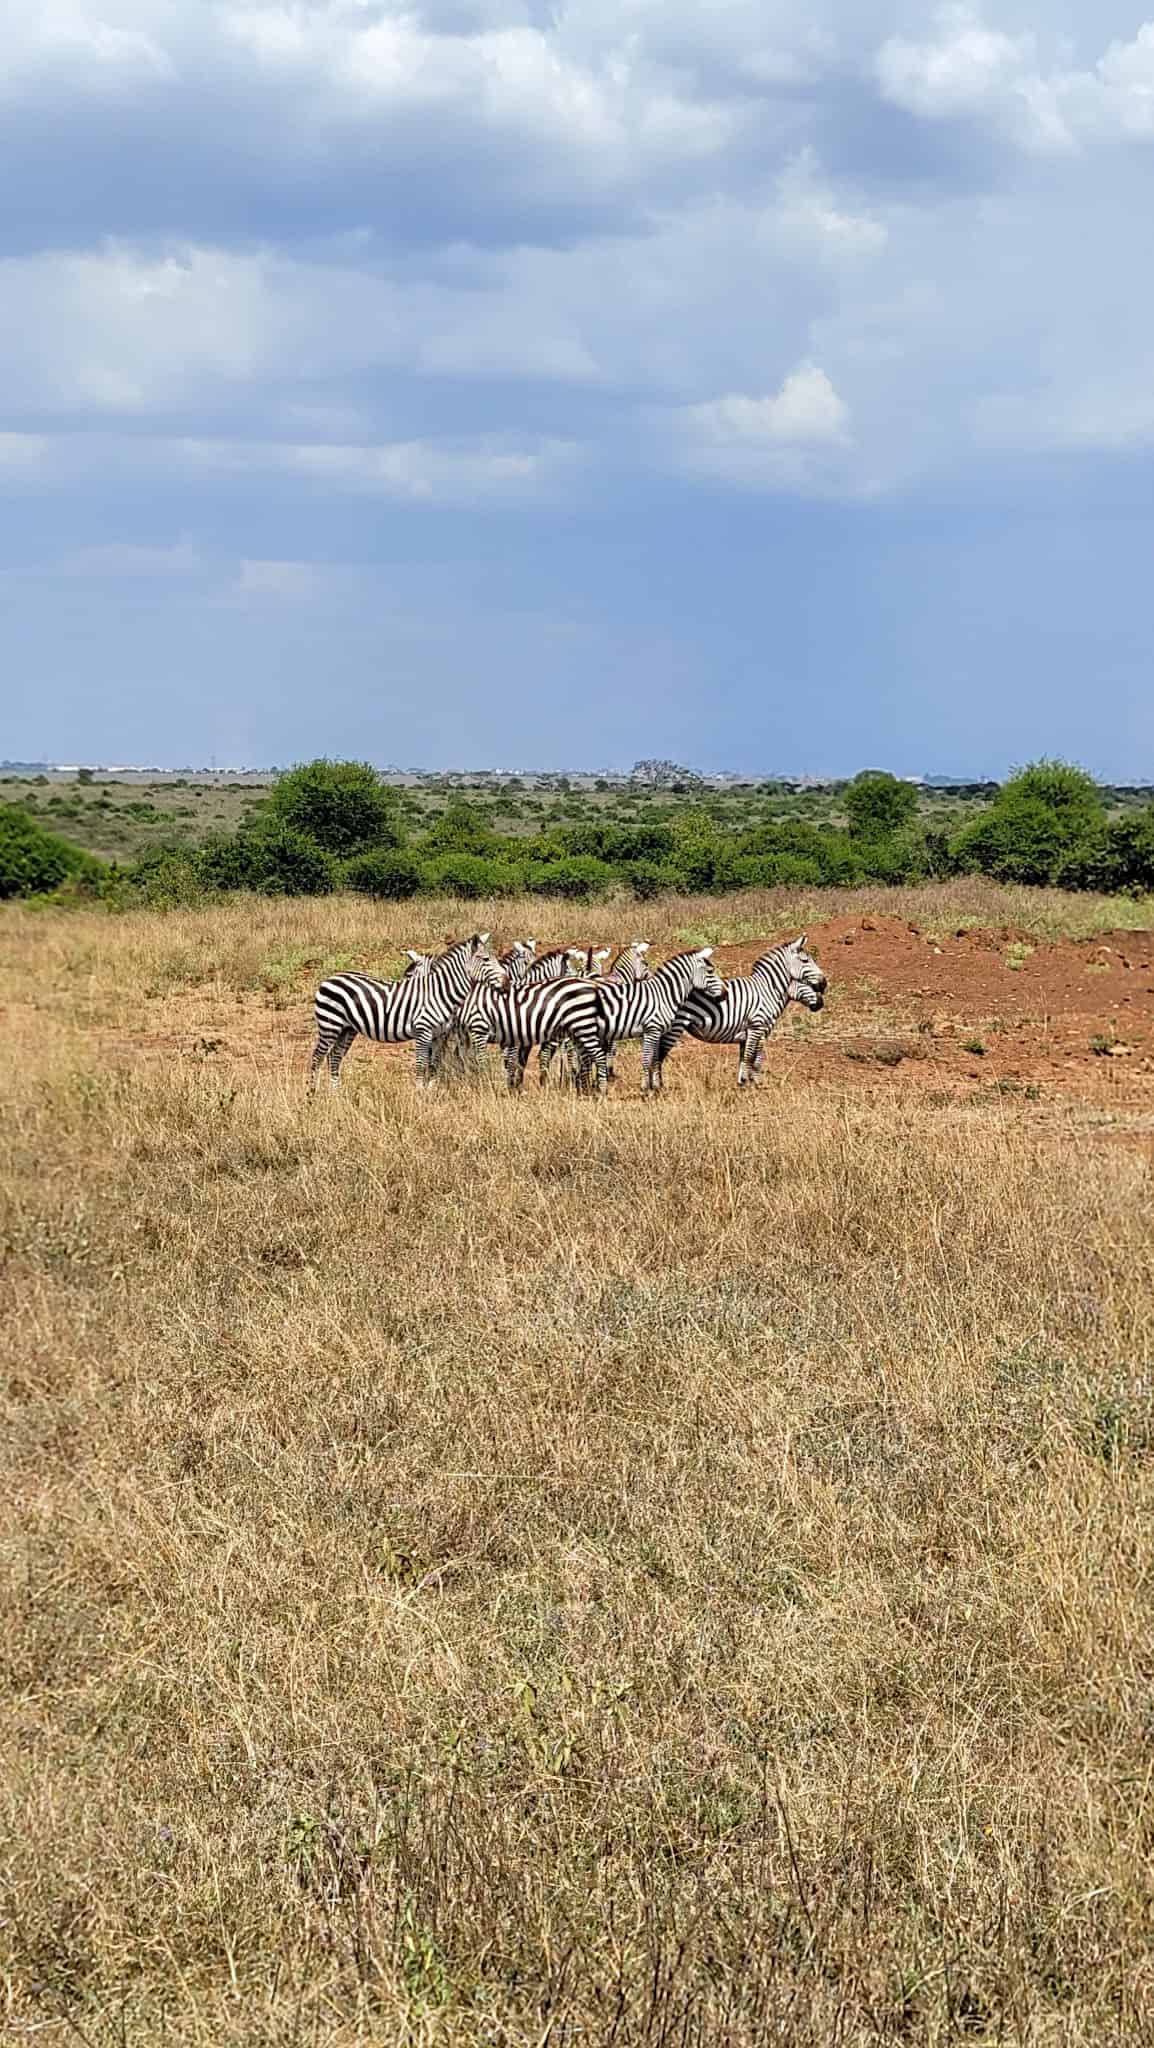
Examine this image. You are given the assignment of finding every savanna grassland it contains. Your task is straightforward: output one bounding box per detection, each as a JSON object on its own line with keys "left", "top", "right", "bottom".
{"left": 3, "top": 883, "right": 1153, "bottom": 2045}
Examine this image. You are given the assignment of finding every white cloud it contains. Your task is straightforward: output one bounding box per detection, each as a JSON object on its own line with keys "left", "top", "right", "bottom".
{"left": 0, "top": 426, "right": 577, "bottom": 503}
{"left": 876, "top": 7, "right": 1154, "bottom": 154}
{"left": 234, "top": 558, "right": 335, "bottom": 599}
{"left": 687, "top": 365, "right": 850, "bottom": 447}
{"left": 0, "top": 0, "right": 173, "bottom": 95}
{"left": 61, "top": 539, "right": 202, "bottom": 576}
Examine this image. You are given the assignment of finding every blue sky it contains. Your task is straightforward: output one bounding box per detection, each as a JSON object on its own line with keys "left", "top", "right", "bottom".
{"left": 2, "top": 0, "right": 1153, "bottom": 776}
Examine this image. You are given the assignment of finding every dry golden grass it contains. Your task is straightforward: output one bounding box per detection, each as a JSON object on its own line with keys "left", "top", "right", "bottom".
{"left": 3, "top": 888, "right": 1154, "bottom": 2044}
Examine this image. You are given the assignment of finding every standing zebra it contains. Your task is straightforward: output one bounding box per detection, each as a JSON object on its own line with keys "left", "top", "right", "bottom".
{"left": 565, "top": 946, "right": 612, "bottom": 977}
{"left": 455, "top": 953, "right": 610, "bottom": 1094}
{"left": 602, "top": 940, "right": 651, "bottom": 1080}
{"left": 652, "top": 935, "right": 826, "bottom": 1089}
{"left": 310, "top": 933, "right": 501, "bottom": 1090}
{"left": 590, "top": 948, "right": 724, "bottom": 1094}
{"left": 500, "top": 939, "right": 538, "bottom": 982}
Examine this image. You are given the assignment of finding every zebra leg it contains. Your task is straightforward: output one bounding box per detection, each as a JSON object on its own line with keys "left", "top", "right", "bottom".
{"left": 311, "top": 1028, "right": 354, "bottom": 1092}
{"left": 640, "top": 1027, "right": 665, "bottom": 1094}
{"left": 570, "top": 1025, "right": 608, "bottom": 1097}
{"left": 737, "top": 1030, "right": 762, "bottom": 1087}
{"left": 414, "top": 1027, "right": 440, "bottom": 1088}
{"left": 327, "top": 1028, "right": 356, "bottom": 1089}
{"left": 538, "top": 1039, "right": 557, "bottom": 1087}
{"left": 504, "top": 1046, "right": 528, "bottom": 1091}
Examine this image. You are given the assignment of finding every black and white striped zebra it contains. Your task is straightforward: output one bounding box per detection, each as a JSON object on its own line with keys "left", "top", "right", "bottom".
{"left": 310, "top": 933, "right": 500, "bottom": 1090}
{"left": 601, "top": 940, "right": 651, "bottom": 1079}
{"left": 653, "top": 935, "right": 826, "bottom": 1088}
{"left": 589, "top": 948, "right": 723, "bottom": 1093}
{"left": 456, "top": 954, "right": 610, "bottom": 1094}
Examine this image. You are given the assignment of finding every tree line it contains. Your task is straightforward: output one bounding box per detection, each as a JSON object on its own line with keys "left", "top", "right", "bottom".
{"left": 2, "top": 757, "right": 1153, "bottom": 903}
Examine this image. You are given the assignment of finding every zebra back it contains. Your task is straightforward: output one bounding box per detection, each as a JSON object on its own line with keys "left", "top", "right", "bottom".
{"left": 596, "top": 948, "right": 721, "bottom": 1038}
{"left": 314, "top": 932, "right": 490, "bottom": 1045}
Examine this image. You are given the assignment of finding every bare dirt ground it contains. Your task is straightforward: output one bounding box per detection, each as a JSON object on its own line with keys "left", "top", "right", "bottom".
{"left": 96, "top": 912, "right": 1154, "bottom": 1149}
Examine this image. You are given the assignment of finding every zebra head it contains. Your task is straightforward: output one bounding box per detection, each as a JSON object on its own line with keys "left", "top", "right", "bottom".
{"left": 783, "top": 934, "right": 827, "bottom": 1011}
{"left": 501, "top": 938, "right": 538, "bottom": 982}
{"left": 462, "top": 950, "right": 507, "bottom": 993}
{"left": 568, "top": 945, "right": 612, "bottom": 976}
{"left": 402, "top": 950, "right": 433, "bottom": 978}
{"left": 523, "top": 947, "right": 577, "bottom": 985}
{"left": 609, "top": 940, "right": 650, "bottom": 981}
{"left": 691, "top": 946, "right": 725, "bottom": 999}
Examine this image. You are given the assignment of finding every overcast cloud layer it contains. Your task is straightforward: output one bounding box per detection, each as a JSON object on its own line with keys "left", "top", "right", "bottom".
{"left": 2, "top": 0, "right": 1152, "bottom": 772}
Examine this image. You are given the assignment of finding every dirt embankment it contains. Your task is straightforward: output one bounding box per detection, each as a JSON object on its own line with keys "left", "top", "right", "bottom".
{"left": 698, "top": 914, "right": 1154, "bottom": 1123}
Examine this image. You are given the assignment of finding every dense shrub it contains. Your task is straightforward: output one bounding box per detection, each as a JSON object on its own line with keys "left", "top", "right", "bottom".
{"left": 266, "top": 759, "right": 404, "bottom": 856}
{"left": 0, "top": 805, "right": 100, "bottom": 898}
{"left": 422, "top": 800, "right": 500, "bottom": 857}
{"left": 421, "top": 853, "right": 523, "bottom": 899}
{"left": 845, "top": 771, "right": 920, "bottom": 838}
{"left": 628, "top": 861, "right": 683, "bottom": 900}
{"left": 115, "top": 847, "right": 205, "bottom": 908}
{"left": 342, "top": 848, "right": 423, "bottom": 899}
{"left": 951, "top": 761, "right": 1106, "bottom": 886}
{"left": 525, "top": 855, "right": 615, "bottom": 901}
{"left": 197, "top": 823, "right": 337, "bottom": 896}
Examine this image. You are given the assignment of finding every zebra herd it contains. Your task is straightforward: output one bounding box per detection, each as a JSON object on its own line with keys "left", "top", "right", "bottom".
{"left": 310, "top": 932, "right": 827, "bottom": 1095}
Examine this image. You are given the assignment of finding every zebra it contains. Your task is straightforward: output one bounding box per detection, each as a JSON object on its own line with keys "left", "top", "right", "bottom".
{"left": 541, "top": 939, "right": 650, "bottom": 1086}
{"left": 455, "top": 952, "right": 610, "bottom": 1094}
{"left": 565, "top": 946, "right": 612, "bottom": 977}
{"left": 500, "top": 939, "right": 538, "bottom": 982}
{"left": 590, "top": 948, "right": 724, "bottom": 1094}
{"left": 310, "top": 933, "right": 501, "bottom": 1090}
{"left": 652, "top": 935, "right": 827, "bottom": 1089}
{"left": 602, "top": 940, "right": 651, "bottom": 1080}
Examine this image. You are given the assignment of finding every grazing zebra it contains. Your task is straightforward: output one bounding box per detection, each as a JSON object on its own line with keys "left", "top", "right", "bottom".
{"left": 310, "top": 933, "right": 499, "bottom": 1091}
{"left": 590, "top": 948, "right": 724, "bottom": 1094}
{"left": 456, "top": 953, "right": 609, "bottom": 1094}
{"left": 653, "top": 935, "right": 827, "bottom": 1089}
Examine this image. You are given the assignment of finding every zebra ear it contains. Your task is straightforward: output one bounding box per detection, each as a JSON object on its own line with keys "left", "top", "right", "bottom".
{"left": 701, "top": 946, "right": 713, "bottom": 958}
{"left": 794, "top": 932, "right": 807, "bottom": 950}
{"left": 405, "top": 949, "right": 423, "bottom": 962}
{"left": 634, "top": 940, "right": 650, "bottom": 952}
{"left": 476, "top": 932, "right": 491, "bottom": 949}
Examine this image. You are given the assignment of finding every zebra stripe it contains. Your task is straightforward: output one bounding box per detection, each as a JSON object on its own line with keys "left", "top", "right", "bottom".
{"left": 601, "top": 940, "right": 650, "bottom": 1078}
{"left": 655, "top": 935, "right": 826, "bottom": 1087}
{"left": 593, "top": 948, "right": 724, "bottom": 1093}
{"left": 310, "top": 932, "right": 496, "bottom": 1090}
{"left": 457, "top": 970, "right": 609, "bottom": 1094}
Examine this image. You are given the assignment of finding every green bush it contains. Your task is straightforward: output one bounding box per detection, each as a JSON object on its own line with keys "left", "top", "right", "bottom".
{"left": 628, "top": 861, "right": 683, "bottom": 901}
{"left": 422, "top": 800, "right": 500, "bottom": 857}
{"left": 845, "top": 771, "right": 919, "bottom": 838}
{"left": 731, "top": 853, "right": 825, "bottom": 888}
{"left": 266, "top": 759, "right": 404, "bottom": 856}
{"left": 526, "top": 855, "right": 614, "bottom": 901}
{"left": 342, "top": 848, "right": 423, "bottom": 899}
{"left": 0, "top": 805, "right": 100, "bottom": 899}
{"left": 197, "top": 823, "right": 337, "bottom": 896}
{"left": 951, "top": 761, "right": 1106, "bottom": 886}
{"left": 421, "top": 853, "right": 523, "bottom": 899}
{"left": 116, "top": 847, "right": 206, "bottom": 908}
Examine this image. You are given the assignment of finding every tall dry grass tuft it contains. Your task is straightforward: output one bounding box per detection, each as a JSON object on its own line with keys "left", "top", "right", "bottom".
{"left": 2, "top": 893, "right": 1153, "bottom": 2042}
